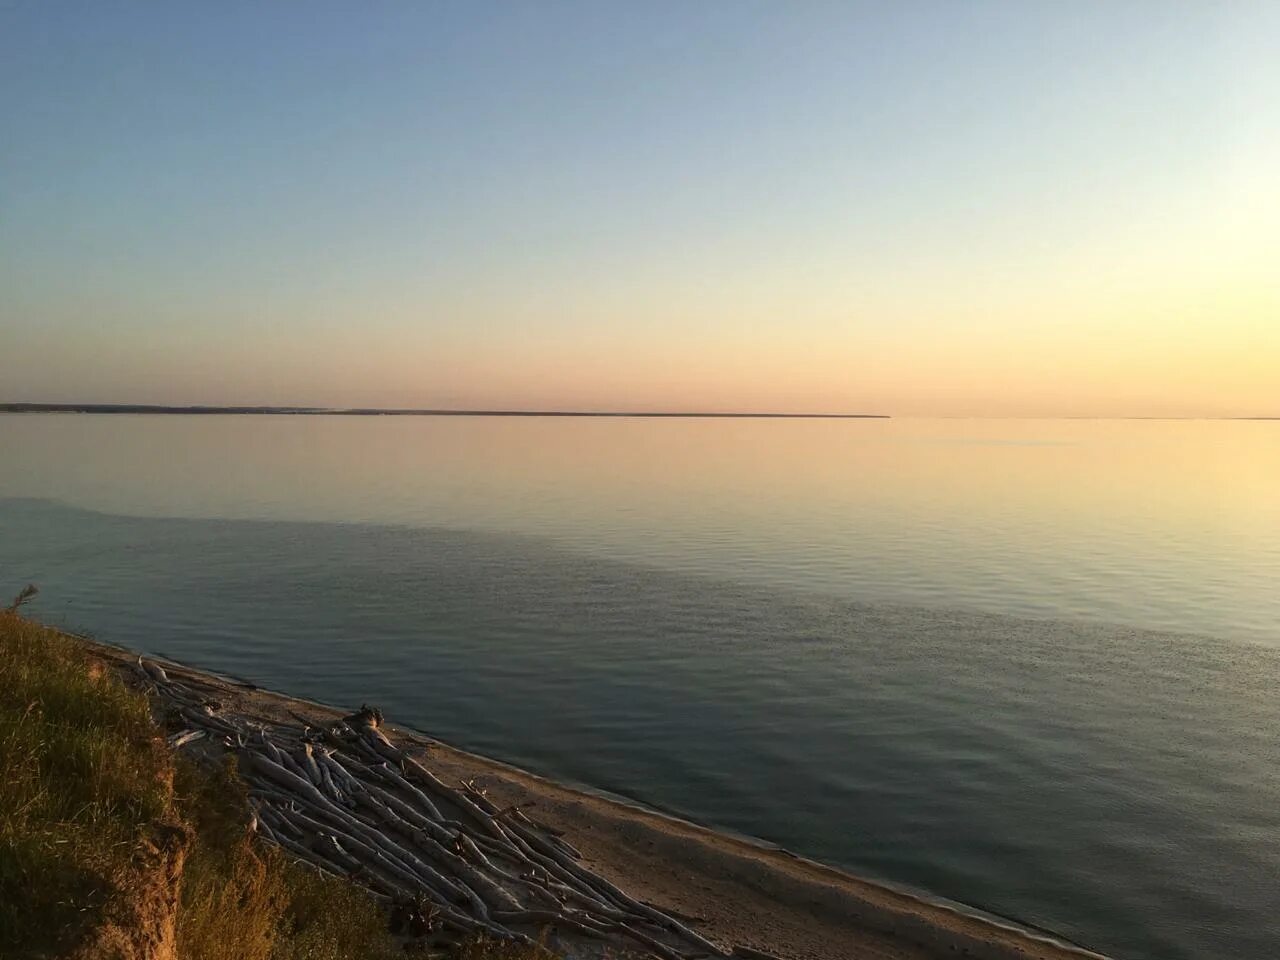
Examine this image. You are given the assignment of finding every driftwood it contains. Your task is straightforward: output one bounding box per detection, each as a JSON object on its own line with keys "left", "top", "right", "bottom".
{"left": 136, "top": 658, "right": 732, "bottom": 959}
{"left": 166, "top": 728, "right": 208, "bottom": 748}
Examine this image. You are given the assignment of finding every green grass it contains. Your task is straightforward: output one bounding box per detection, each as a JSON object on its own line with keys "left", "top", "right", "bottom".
{"left": 0, "top": 610, "right": 555, "bottom": 960}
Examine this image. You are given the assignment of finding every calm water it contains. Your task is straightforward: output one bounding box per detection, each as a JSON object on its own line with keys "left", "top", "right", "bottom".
{"left": 1, "top": 415, "right": 1277, "bottom": 959}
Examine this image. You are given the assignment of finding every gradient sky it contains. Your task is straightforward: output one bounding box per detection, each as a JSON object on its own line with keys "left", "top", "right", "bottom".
{"left": 2, "top": 2, "right": 1277, "bottom": 416}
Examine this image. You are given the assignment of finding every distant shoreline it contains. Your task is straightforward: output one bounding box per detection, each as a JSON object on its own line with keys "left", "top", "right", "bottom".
{"left": 0, "top": 403, "right": 889, "bottom": 419}
{"left": 5, "top": 405, "right": 1276, "bottom": 420}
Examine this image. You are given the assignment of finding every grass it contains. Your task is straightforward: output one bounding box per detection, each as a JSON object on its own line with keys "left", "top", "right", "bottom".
{"left": 0, "top": 608, "right": 555, "bottom": 960}
{"left": 171, "top": 754, "right": 406, "bottom": 960}
{"left": 0, "top": 610, "right": 171, "bottom": 956}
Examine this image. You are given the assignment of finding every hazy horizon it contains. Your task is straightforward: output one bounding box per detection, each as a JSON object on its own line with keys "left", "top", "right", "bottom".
{"left": 3, "top": 401, "right": 1279, "bottom": 421}
{"left": 3, "top": 3, "right": 1277, "bottom": 418}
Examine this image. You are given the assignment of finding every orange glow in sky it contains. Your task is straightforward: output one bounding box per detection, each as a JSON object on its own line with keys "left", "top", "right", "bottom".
{"left": 3, "top": 4, "right": 1277, "bottom": 416}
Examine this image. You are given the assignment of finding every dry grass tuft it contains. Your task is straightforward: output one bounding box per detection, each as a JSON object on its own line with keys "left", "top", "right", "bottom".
{"left": 0, "top": 610, "right": 171, "bottom": 956}
{"left": 172, "top": 755, "right": 403, "bottom": 960}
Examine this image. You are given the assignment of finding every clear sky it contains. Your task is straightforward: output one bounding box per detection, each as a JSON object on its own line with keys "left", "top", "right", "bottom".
{"left": 2, "top": 2, "right": 1277, "bottom": 416}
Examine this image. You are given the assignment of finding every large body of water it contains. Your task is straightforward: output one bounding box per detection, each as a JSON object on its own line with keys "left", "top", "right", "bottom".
{"left": 1, "top": 415, "right": 1277, "bottom": 959}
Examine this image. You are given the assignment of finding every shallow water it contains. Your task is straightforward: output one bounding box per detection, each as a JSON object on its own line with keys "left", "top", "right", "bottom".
{"left": 1, "top": 416, "right": 1277, "bottom": 959}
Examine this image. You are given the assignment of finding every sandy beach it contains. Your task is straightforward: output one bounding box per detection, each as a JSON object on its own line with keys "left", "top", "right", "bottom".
{"left": 90, "top": 641, "right": 1108, "bottom": 960}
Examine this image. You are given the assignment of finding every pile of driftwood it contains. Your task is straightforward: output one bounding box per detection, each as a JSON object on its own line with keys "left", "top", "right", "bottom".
{"left": 140, "top": 658, "right": 728, "bottom": 959}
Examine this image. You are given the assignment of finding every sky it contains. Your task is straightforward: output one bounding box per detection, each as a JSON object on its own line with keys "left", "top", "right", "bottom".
{"left": 2, "top": 2, "right": 1277, "bottom": 417}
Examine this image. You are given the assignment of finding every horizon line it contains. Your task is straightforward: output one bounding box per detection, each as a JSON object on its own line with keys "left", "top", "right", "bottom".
{"left": 2, "top": 403, "right": 1276, "bottom": 421}
{"left": 0, "top": 402, "right": 890, "bottom": 419}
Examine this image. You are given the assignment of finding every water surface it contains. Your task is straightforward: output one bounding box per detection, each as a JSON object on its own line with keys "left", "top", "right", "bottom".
{"left": 1, "top": 415, "right": 1277, "bottom": 959}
